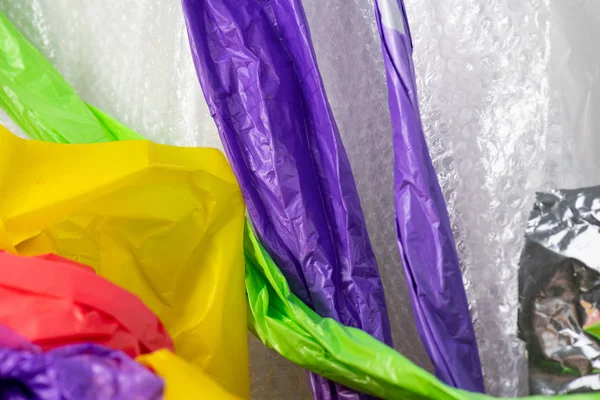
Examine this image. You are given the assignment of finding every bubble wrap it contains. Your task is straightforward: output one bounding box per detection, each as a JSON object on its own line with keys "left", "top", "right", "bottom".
{"left": 306, "top": 0, "right": 600, "bottom": 396}
{"left": 401, "top": 0, "right": 600, "bottom": 396}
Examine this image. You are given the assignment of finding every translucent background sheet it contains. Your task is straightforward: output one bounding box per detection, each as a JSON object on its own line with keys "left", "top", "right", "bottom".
{"left": 2, "top": 0, "right": 600, "bottom": 398}
{"left": 307, "top": 0, "right": 600, "bottom": 395}
{"left": 402, "top": 0, "right": 600, "bottom": 395}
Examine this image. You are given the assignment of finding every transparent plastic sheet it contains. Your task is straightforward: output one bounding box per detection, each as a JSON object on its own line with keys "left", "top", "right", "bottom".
{"left": 0, "top": 3, "right": 434, "bottom": 398}
{"left": 289, "top": 0, "right": 600, "bottom": 396}
{"left": 0, "top": 2, "right": 310, "bottom": 398}
{"left": 0, "top": 15, "right": 473, "bottom": 399}
{"left": 300, "top": 0, "right": 434, "bottom": 377}
{"left": 5, "top": 5, "right": 600, "bottom": 400}
{"left": 400, "top": 0, "right": 600, "bottom": 396}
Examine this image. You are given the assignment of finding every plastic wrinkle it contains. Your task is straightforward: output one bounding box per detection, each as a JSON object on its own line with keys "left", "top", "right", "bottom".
{"left": 0, "top": 251, "right": 174, "bottom": 358}
{"left": 244, "top": 221, "right": 600, "bottom": 400}
{"left": 0, "top": 121, "right": 249, "bottom": 398}
{"left": 0, "top": 343, "right": 164, "bottom": 400}
{"left": 374, "top": 0, "right": 484, "bottom": 392}
{"left": 181, "top": 1, "right": 392, "bottom": 397}
{"left": 1, "top": 8, "right": 598, "bottom": 399}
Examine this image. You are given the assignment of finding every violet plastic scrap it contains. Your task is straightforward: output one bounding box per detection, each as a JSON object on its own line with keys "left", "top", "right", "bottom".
{"left": 182, "top": 0, "right": 392, "bottom": 398}
{"left": 0, "top": 343, "right": 164, "bottom": 400}
{"left": 374, "top": 0, "right": 485, "bottom": 393}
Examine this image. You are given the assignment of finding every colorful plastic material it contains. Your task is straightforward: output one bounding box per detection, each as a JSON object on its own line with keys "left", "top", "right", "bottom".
{"left": 0, "top": 343, "right": 164, "bottom": 400}
{"left": 0, "top": 12, "right": 141, "bottom": 144}
{"left": 0, "top": 122, "right": 249, "bottom": 398}
{"left": 0, "top": 322, "right": 39, "bottom": 351}
{"left": 2, "top": 9, "right": 600, "bottom": 400}
{"left": 138, "top": 350, "right": 242, "bottom": 400}
{"left": 181, "top": 1, "right": 393, "bottom": 396}
{"left": 374, "top": 0, "right": 484, "bottom": 392}
{"left": 0, "top": 251, "right": 173, "bottom": 357}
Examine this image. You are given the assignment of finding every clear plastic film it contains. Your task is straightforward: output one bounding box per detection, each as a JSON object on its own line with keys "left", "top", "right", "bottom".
{"left": 298, "top": 0, "right": 600, "bottom": 396}
{"left": 401, "top": 0, "right": 600, "bottom": 395}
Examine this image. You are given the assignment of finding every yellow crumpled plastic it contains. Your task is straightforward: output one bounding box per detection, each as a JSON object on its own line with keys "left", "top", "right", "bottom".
{"left": 0, "top": 125, "right": 249, "bottom": 399}
{"left": 138, "top": 350, "right": 243, "bottom": 399}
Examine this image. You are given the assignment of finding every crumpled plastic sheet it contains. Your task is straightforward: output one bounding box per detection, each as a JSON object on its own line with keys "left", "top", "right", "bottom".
{"left": 4, "top": 9, "right": 600, "bottom": 400}
{"left": 245, "top": 220, "right": 595, "bottom": 400}
{"left": 0, "top": 2, "right": 310, "bottom": 397}
{"left": 0, "top": 251, "right": 173, "bottom": 357}
{"left": 300, "top": 0, "right": 434, "bottom": 378}
{"left": 374, "top": 0, "right": 483, "bottom": 391}
{"left": 0, "top": 17, "right": 440, "bottom": 398}
{"left": 0, "top": 343, "right": 164, "bottom": 400}
{"left": 4, "top": 0, "right": 600, "bottom": 398}
{"left": 0, "top": 31, "right": 250, "bottom": 394}
{"left": 519, "top": 187, "right": 600, "bottom": 395}
{"left": 182, "top": 0, "right": 392, "bottom": 398}
{"left": 300, "top": 0, "right": 600, "bottom": 396}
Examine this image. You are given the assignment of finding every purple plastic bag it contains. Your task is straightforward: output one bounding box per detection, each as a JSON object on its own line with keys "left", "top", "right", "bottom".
{"left": 374, "top": 0, "right": 484, "bottom": 393}
{"left": 0, "top": 343, "right": 163, "bottom": 400}
{"left": 181, "top": 0, "right": 392, "bottom": 398}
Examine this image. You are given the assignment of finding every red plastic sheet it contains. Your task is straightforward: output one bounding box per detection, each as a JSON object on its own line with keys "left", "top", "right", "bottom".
{"left": 0, "top": 251, "right": 174, "bottom": 357}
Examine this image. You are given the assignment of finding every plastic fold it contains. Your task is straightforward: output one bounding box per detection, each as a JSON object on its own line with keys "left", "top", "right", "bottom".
{"left": 373, "top": 0, "right": 484, "bottom": 392}
{"left": 138, "top": 350, "right": 243, "bottom": 400}
{"left": 0, "top": 341, "right": 164, "bottom": 400}
{"left": 1, "top": 8, "right": 598, "bottom": 400}
{"left": 0, "top": 251, "right": 173, "bottom": 357}
{"left": 181, "top": 1, "right": 392, "bottom": 396}
{"left": 0, "top": 122, "right": 249, "bottom": 399}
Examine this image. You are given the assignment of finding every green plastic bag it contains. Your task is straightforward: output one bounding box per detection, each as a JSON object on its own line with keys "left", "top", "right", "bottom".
{"left": 0, "top": 10, "right": 597, "bottom": 400}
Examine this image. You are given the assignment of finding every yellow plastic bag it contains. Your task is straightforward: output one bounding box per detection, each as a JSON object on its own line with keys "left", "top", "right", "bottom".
{"left": 0, "top": 125, "right": 249, "bottom": 398}
{"left": 138, "top": 350, "right": 242, "bottom": 400}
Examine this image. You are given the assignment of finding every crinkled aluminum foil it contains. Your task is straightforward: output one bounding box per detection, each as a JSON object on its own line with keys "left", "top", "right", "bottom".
{"left": 520, "top": 186, "right": 600, "bottom": 395}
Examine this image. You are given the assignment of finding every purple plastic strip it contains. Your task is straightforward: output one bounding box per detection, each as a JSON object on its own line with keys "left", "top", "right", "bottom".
{"left": 0, "top": 342, "right": 164, "bottom": 399}
{"left": 181, "top": 0, "right": 392, "bottom": 398}
{"left": 374, "top": 0, "right": 484, "bottom": 393}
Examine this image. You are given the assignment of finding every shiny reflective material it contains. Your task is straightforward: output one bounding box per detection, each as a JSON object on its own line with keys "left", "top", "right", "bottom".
{"left": 0, "top": 343, "right": 164, "bottom": 400}
{"left": 374, "top": 0, "right": 483, "bottom": 391}
{"left": 520, "top": 187, "right": 600, "bottom": 395}
{"left": 182, "top": 1, "right": 393, "bottom": 397}
{"left": 0, "top": 251, "right": 174, "bottom": 358}
{"left": 400, "top": 0, "right": 600, "bottom": 395}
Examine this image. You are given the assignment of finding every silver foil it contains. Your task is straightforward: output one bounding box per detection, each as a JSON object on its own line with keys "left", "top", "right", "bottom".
{"left": 520, "top": 186, "right": 600, "bottom": 395}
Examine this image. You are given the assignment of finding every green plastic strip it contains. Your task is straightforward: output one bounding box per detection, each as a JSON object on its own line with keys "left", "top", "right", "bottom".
{"left": 0, "top": 10, "right": 597, "bottom": 400}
